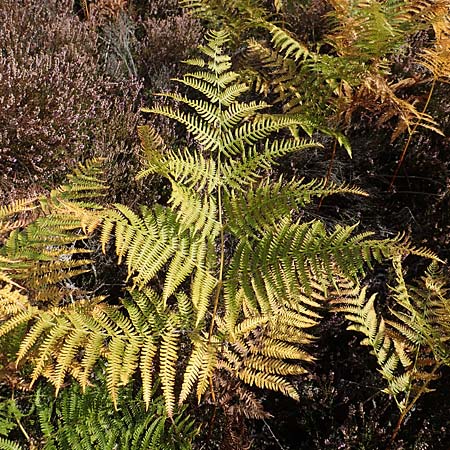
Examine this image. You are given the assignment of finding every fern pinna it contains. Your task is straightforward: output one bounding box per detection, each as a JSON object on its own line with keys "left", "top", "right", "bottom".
{"left": 0, "top": 32, "right": 439, "bottom": 418}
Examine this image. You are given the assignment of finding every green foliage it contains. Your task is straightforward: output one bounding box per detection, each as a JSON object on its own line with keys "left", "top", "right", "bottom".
{"left": 0, "top": 437, "right": 21, "bottom": 450}
{"left": 1, "top": 1, "right": 449, "bottom": 449}
{"left": 180, "top": 0, "right": 268, "bottom": 41}
{"left": 0, "top": 159, "right": 106, "bottom": 308}
{"left": 0, "top": 396, "right": 24, "bottom": 450}
{"left": 36, "top": 382, "right": 197, "bottom": 450}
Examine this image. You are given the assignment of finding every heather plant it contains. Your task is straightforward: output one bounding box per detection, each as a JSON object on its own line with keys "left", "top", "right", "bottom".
{"left": 135, "top": 12, "right": 203, "bottom": 91}
{"left": 0, "top": 0, "right": 141, "bottom": 203}
{"left": 79, "top": 0, "right": 203, "bottom": 90}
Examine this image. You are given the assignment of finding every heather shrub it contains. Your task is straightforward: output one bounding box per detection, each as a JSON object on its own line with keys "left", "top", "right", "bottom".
{"left": 135, "top": 12, "right": 203, "bottom": 91}
{"left": 0, "top": 0, "right": 141, "bottom": 203}
{"left": 80, "top": 0, "right": 203, "bottom": 90}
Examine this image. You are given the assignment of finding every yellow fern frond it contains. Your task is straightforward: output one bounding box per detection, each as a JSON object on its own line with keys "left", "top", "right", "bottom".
{"left": 237, "top": 367, "right": 299, "bottom": 400}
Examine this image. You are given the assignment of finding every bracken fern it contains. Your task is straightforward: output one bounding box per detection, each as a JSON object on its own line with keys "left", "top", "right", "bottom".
{"left": 0, "top": 31, "right": 440, "bottom": 419}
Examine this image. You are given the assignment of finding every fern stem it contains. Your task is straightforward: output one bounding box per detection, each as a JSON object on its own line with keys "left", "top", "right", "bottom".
{"left": 208, "top": 373, "right": 216, "bottom": 403}
{"left": 11, "top": 392, "right": 30, "bottom": 443}
{"left": 208, "top": 184, "right": 224, "bottom": 341}
{"left": 389, "top": 77, "right": 437, "bottom": 191}
{"left": 263, "top": 418, "right": 287, "bottom": 450}
{"left": 387, "top": 363, "right": 440, "bottom": 449}
{"left": 204, "top": 402, "right": 218, "bottom": 449}
{"left": 81, "top": 0, "right": 90, "bottom": 20}
{"left": 16, "top": 417, "right": 30, "bottom": 443}
{"left": 208, "top": 42, "right": 226, "bottom": 343}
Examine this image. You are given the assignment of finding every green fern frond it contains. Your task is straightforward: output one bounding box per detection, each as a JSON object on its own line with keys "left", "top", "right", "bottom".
{"left": 61, "top": 159, "right": 107, "bottom": 200}
{"left": 222, "top": 114, "right": 316, "bottom": 157}
{"left": 228, "top": 220, "right": 406, "bottom": 308}
{"left": 80, "top": 332, "right": 105, "bottom": 388}
{"left": 140, "top": 336, "right": 157, "bottom": 409}
{"left": 389, "top": 257, "right": 450, "bottom": 365}
{"left": 36, "top": 382, "right": 197, "bottom": 450}
{"left": 327, "top": 0, "right": 417, "bottom": 61}
{"left": 224, "top": 178, "right": 366, "bottom": 236}
{"left": 221, "top": 100, "right": 269, "bottom": 129}
{"left": 179, "top": 338, "right": 209, "bottom": 404}
{"left": 331, "top": 259, "right": 450, "bottom": 414}
{"left": 182, "top": 2, "right": 267, "bottom": 40}
{"left": 267, "top": 23, "right": 310, "bottom": 61}
{"left": 221, "top": 140, "right": 321, "bottom": 191}
{"left": 331, "top": 286, "right": 415, "bottom": 401}
{"left": 192, "top": 267, "right": 218, "bottom": 327}
{"left": 0, "top": 437, "right": 22, "bottom": 450}
{"left": 195, "top": 339, "right": 219, "bottom": 402}
{"left": 102, "top": 205, "right": 188, "bottom": 288}
{"left": 2, "top": 29, "right": 444, "bottom": 423}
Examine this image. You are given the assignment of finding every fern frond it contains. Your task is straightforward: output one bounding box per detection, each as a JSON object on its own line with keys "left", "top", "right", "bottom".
{"left": 159, "top": 93, "right": 222, "bottom": 126}
{"left": 221, "top": 100, "right": 269, "bottom": 129}
{"left": 192, "top": 268, "right": 218, "bottom": 326}
{"left": 327, "top": 0, "right": 412, "bottom": 60}
{"left": 222, "top": 140, "right": 321, "bottom": 191}
{"left": 244, "top": 355, "right": 308, "bottom": 375}
{"left": 267, "top": 23, "right": 310, "bottom": 61}
{"left": 0, "top": 437, "right": 22, "bottom": 450}
{"left": 50, "top": 158, "right": 107, "bottom": 208}
{"left": 54, "top": 328, "right": 89, "bottom": 394}
{"left": 224, "top": 177, "right": 366, "bottom": 235}
{"left": 0, "top": 307, "right": 37, "bottom": 340}
{"left": 179, "top": 338, "right": 208, "bottom": 404}
{"left": 80, "top": 332, "right": 105, "bottom": 389}
{"left": 0, "top": 197, "right": 39, "bottom": 222}
{"left": 101, "top": 206, "right": 186, "bottom": 288}
{"left": 331, "top": 266, "right": 449, "bottom": 414}
{"left": 36, "top": 382, "right": 197, "bottom": 450}
{"left": 222, "top": 114, "right": 315, "bottom": 157}
{"left": 3, "top": 29, "right": 444, "bottom": 423}
{"left": 252, "top": 337, "right": 314, "bottom": 361}
{"left": 237, "top": 367, "right": 299, "bottom": 400}
{"left": 140, "top": 336, "right": 157, "bottom": 409}
{"left": 142, "top": 106, "right": 220, "bottom": 153}
{"left": 137, "top": 123, "right": 169, "bottom": 159}
{"left": 195, "top": 339, "right": 219, "bottom": 402}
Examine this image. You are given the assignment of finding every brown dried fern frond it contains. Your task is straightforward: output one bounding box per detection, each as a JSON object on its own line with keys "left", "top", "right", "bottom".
{"left": 339, "top": 72, "right": 443, "bottom": 141}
